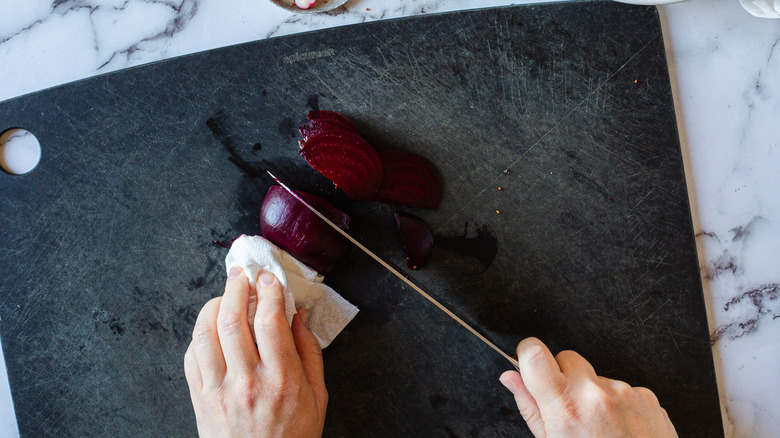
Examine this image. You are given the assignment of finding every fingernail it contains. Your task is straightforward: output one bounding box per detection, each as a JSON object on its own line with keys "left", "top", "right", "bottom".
{"left": 500, "top": 374, "right": 519, "bottom": 395}
{"left": 228, "top": 266, "right": 242, "bottom": 279}
{"left": 298, "top": 307, "right": 309, "bottom": 327}
{"left": 257, "top": 271, "right": 276, "bottom": 287}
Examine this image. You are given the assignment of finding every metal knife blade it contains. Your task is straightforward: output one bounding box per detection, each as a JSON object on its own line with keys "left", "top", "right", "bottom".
{"left": 267, "top": 171, "right": 520, "bottom": 369}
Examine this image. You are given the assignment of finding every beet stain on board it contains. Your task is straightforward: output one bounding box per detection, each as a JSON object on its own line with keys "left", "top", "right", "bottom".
{"left": 186, "top": 255, "right": 223, "bottom": 291}
{"left": 206, "top": 111, "right": 265, "bottom": 178}
{"left": 213, "top": 235, "right": 242, "bottom": 249}
{"left": 307, "top": 94, "right": 320, "bottom": 111}
{"left": 435, "top": 224, "right": 498, "bottom": 272}
{"left": 278, "top": 116, "right": 299, "bottom": 139}
{"left": 206, "top": 112, "right": 276, "bottom": 241}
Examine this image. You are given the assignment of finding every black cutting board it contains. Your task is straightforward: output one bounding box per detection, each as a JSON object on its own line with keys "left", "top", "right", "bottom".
{"left": 0, "top": 2, "right": 723, "bottom": 437}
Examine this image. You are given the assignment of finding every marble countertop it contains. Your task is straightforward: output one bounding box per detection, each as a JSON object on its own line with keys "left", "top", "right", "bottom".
{"left": 1, "top": 0, "right": 778, "bottom": 436}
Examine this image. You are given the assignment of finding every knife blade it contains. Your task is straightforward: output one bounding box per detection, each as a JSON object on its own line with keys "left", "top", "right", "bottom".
{"left": 267, "top": 171, "right": 520, "bottom": 370}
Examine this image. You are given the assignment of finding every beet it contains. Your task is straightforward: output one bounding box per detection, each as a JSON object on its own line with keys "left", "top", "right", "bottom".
{"left": 376, "top": 150, "right": 440, "bottom": 209}
{"left": 394, "top": 212, "right": 434, "bottom": 270}
{"left": 299, "top": 130, "right": 383, "bottom": 200}
{"left": 260, "top": 185, "right": 354, "bottom": 273}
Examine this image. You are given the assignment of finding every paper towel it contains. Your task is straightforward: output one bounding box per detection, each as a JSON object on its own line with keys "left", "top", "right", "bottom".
{"left": 225, "top": 235, "right": 358, "bottom": 348}
{"left": 740, "top": 0, "right": 780, "bottom": 18}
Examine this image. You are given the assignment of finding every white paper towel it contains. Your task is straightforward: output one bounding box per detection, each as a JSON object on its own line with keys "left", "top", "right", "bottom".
{"left": 225, "top": 235, "right": 358, "bottom": 348}
{"left": 740, "top": 0, "right": 780, "bottom": 18}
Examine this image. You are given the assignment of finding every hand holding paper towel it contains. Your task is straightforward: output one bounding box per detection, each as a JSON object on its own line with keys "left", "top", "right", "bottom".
{"left": 225, "top": 235, "right": 358, "bottom": 348}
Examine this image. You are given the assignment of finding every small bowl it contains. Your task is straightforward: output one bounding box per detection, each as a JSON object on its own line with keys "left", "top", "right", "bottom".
{"left": 270, "top": 0, "right": 348, "bottom": 13}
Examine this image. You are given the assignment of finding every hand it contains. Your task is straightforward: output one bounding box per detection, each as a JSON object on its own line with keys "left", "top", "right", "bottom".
{"left": 499, "top": 337, "right": 677, "bottom": 438}
{"left": 184, "top": 268, "right": 327, "bottom": 438}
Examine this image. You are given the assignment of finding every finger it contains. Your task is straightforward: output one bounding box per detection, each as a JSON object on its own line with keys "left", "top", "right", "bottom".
{"left": 500, "top": 370, "right": 546, "bottom": 438}
{"left": 292, "top": 308, "right": 328, "bottom": 413}
{"left": 555, "top": 350, "right": 597, "bottom": 381}
{"left": 192, "top": 297, "right": 226, "bottom": 387}
{"left": 633, "top": 386, "right": 660, "bottom": 405}
{"left": 516, "top": 337, "right": 567, "bottom": 405}
{"left": 184, "top": 342, "right": 203, "bottom": 392}
{"left": 253, "top": 271, "right": 301, "bottom": 376}
{"left": 217, "top": 267, "right": 260, "bottom": 376}
{"left": 635, "top": 387, "right": 678, "bottom": 436}
{"left": 660, "top": 407, "right": 679, "bottom": 437}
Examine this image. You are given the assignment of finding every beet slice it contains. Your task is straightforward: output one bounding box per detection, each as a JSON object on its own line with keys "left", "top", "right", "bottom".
{"left": 299, "top": 119, "right": 357, "bottom": 142}
{"left": 299, "top": 131, "right": 383, "bottom": 200}
{"left": 307, "top": 110, "right": 358, "bottom": 131}
{"left": 376, "top": 150, "right": 440, "bottom": 209}
{"left": 260, "top": 185, "right": 354, "bottom": 273}
{"left": 394, "top": 212, "right": 434, "bottom": 270}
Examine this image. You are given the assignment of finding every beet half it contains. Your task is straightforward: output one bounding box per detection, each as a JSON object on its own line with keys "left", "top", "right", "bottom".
{"left": 260, "top": 185, "right": 354, "bottom": 273}
{"left": 394, "top": 212, "right": 434, "bottom": 270}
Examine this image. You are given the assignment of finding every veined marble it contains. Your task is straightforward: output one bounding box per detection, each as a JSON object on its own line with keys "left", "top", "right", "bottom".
{"left": 1, "top": 0, "right": 778, "bottom": 436}
{"left": 662, "top": 1, "right": 780, "bottom": 436}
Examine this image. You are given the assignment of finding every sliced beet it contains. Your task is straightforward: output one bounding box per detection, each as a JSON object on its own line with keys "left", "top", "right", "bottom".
{"left": 299, "top": 118, "right": 357, "bottom": 142}
{"left": 376, "top": 150, "right": 440, "bottom": 209}
{"left": 260, "top": 185, "right": 354, "bottom": 273}
{"left": 394, "top": 212, "right": 434, "bottom": 270}
{"left": 307, "top": 110, "right": 358, "bottom": 131}
{"left": 299, "top": 131, "right": 383, "bottom": 200}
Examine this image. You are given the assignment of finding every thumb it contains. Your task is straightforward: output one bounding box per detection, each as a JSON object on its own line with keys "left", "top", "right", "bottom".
{"left": 500, "top": 370, "right": 547, "bottom": 438}
{"left": 516, "top": 337, "right": 566, "bottom": 405}
{"left": 292, "top": 308, "right": 328, "bottom": 412}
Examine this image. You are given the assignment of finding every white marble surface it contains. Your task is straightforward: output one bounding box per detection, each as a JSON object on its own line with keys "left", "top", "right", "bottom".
{"left": 1, "top": 0, "right": 778, "bottom": 436}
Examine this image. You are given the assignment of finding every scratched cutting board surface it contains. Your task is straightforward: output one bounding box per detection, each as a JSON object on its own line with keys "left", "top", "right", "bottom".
{"left": 0, "top": 2, "right": 723, "bottom": 437}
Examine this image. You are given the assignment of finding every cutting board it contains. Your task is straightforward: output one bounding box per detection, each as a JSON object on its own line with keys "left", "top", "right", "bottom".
{"left": 0, "top": 2, "right": 723, "bottom": 437}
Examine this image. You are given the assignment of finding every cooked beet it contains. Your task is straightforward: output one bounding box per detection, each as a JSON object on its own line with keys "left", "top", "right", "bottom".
{"left": 394, "top": 212, "right": 434, "bottom": 270}
{"left": 376, "top": 150, "right": 440, "bottom": 209}
{"left": 260, "top": 185, "right": 354, "bottom": 273}
{"left": 299, "top": 130, "right": 383, "bottom": 200}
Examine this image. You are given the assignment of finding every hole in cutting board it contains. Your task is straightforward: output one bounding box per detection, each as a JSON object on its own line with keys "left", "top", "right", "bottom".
{"left": 0, "top": 128, "right": 41, "bottom": 175}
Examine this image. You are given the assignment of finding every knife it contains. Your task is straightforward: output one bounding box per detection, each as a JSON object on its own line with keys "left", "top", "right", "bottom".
{"left": 267, "top": 171, "right": 520, "bottom": 370}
